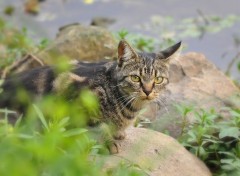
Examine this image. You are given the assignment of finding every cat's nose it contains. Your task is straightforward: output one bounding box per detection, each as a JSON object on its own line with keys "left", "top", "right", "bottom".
{"left": 143, "top": 89, "right": 152, "bottom": 96}
{"left": 142, "top": 83, "right": 153, "bottom": 96}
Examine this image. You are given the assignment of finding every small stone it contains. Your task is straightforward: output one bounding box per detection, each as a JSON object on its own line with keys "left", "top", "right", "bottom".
{"left": 91, "top": 17, "right": 116, "bottom": 28}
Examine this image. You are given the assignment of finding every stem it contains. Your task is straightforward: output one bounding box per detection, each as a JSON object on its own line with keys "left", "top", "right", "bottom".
{"left": 180, "top": 115, "right": 187, "bottom": 136}
{"left": 225, "top": 52, "right": 240, "bottom": 76}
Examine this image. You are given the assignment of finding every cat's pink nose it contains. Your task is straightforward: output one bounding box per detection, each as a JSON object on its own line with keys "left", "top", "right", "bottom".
{"left": 143, "top": 89, "right": 152, "bottom": 96}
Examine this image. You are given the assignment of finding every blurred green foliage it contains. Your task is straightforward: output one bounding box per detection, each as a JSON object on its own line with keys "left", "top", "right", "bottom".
{"left": 177, "top": 105, "right": 240, "bottom": 175}
{"left": 0, "top": 89, "right": 146, "bottom": 176}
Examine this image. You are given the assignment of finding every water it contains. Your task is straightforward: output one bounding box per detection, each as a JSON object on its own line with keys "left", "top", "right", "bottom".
{"left": 1, "top": 0, "right": 240, "bottom": 81}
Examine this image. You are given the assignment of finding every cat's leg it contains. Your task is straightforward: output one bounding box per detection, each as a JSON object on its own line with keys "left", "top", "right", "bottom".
{"left": 113, "top": 130, "right": 126, "bottom": 140}
{"left": 108, "top": 141, "right": 119, "bottom": 154}
{"left": 108, "top": 129, "right": 127, "bottom": 154}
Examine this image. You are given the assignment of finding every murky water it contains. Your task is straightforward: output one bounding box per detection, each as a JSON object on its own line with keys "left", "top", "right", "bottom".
{"left": 1, "top": 0, "right": 240, "bottom": 81}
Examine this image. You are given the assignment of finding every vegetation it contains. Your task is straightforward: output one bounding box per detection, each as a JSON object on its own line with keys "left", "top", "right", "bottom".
{"left": 0, "top": 92, "right": 145, "bottom": 176}
{"left": 0, "top": 8, "right": 240, "bottom": 176}
{"left": 177, "top": 105, "right": 240, "bottom": 175}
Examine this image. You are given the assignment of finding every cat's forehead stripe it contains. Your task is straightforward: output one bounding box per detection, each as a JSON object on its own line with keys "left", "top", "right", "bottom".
{"left": 155, "top": 70, "right": 158, "bottom": 77}
{"left": 121, "top": 53, "right": 169, "bottom": 78}
{"left": 139, "top": 68, "right": 143, "bottom": 76}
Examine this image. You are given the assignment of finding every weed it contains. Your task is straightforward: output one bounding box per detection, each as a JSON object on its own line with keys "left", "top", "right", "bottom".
{"left": 177, "top": 106, "right": 240, "bottom": 175}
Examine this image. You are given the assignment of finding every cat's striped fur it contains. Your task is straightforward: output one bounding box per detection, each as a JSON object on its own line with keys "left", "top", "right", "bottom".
{"left": 0, "top": 40, "right": 181, "bottom": 141}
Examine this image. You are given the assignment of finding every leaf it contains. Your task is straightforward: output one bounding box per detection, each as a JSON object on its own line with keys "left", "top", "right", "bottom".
{"left": 91, "top": 145, "right": 103, "bottom": 149}
{"left": 4, "top": 6, "right": 15, "bottom": 16}
{"left": 219, "top": 127, "right": 240, "bottom": 139}
{"left": 17, "top": 133, "right": 34, "bottom": 139}
{"left": 58, "top": 117, "right": 70, "bottom": 127}
{"left": 230, "top": 109, "right": 240, "bottom": 118}
{"left": 63, "top": 128, "right": 88, "bottom": 137}
{"left": 202, "top": 138, "right": 218, "bottom": 144}
{"left": 0, "top": 79, "right": 4, "bottom": 86}
{"left": 14, "top": 115, "right": 23, "bottom": 128}
{"left": 218, "top": 151, "right": 237, "bottom": 158}
{"left": 33, "top": 104, "right": 49, "bottom": 131}
{"left": 238, "top": 62, "right": 240, "bottom": 71}
{"left": 221, "top": 159, "right": 234, "bottom": 164}
{"left": 0, "top": 109, "right": 17, "bottom": 114}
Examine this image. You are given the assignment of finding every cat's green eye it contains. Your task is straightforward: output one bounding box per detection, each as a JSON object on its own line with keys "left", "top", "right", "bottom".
{"left": 130, "top": 75, "right": 140, "bottom": 82}
{"left": 155, "top": 76, "right": 164, "bottom": 84}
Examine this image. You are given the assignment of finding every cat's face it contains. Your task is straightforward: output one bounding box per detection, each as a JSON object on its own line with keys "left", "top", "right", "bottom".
{"left": 116, "top": 40, "right": 181, "bottom": 105}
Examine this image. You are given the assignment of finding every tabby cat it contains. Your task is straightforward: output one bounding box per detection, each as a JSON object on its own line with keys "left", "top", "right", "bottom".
{"left": 0, "top": 40, "right": 181, "bottom": 152}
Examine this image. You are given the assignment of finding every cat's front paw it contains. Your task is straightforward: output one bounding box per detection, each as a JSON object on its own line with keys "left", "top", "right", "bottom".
{"left": 108, "top": 140, "right": 120, "bottom": 154}
{"left": 113, "top": 130, "right": 126, "bottom": 140}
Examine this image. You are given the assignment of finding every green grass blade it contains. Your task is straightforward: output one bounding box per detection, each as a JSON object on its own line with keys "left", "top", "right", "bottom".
{"left": 33, "top": 104, "right": 49, "bottom": 131}
{"left": 63, "top": 128, "right": 88, "bottom": 137}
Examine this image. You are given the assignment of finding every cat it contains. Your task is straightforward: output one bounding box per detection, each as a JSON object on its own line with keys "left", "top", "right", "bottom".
{"left": 0, "top": 40, "right": 181, "bottom": 153}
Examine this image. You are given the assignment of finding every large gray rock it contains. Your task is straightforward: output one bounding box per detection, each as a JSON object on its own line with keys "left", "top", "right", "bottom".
{"left": 142, "top": 52, "right": 240, "bottom": 137}
{"left": 100, "top": 127, "right": 212, "bottom": 176}
{"left": 36, "top": 24, "right": 117, "bottom": 63}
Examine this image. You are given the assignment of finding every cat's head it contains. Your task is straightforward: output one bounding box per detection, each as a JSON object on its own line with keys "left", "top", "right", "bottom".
{"left": 115, "top": 40, "right": 181, "bottom": 104}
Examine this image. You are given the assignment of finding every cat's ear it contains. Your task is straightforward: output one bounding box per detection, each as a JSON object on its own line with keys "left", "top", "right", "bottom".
{"left": 118, "top": 40, "right": 138, "bottom": 67}
{"left": 159, "top": 41, "right": 182, "bottom": 61}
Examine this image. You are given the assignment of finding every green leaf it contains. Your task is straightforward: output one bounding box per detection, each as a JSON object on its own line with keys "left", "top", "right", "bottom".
{"left": 221, "top": 159, "right": 235, "bottom": 165}
{"left": 58, "top": 117, "right": 70, "bottom": 127}
{"left": 219, "top": 127, "right": 240, "bottom": 139}
{"left": 63, "top": 128, "right": 88, "bottom": 137}
{"left": 230, "top": 109, "right": 240, "bottom": 118}
{"left": 118, "top": 29, "right": 129, "bottom": 39}
{"left": 237, "top": 62, "right": 240, "bottom": 71}
{"left": 17, "top": 133, "right": 34, "bottom": 139}
{"left": 0, "top": 109, "right": 17, "bottom": 114}
{"left": 33, "top": 104, "right": 49, "bottom": 131}
{"left": 218, "top": 151, "right": 237, "bottom": 158}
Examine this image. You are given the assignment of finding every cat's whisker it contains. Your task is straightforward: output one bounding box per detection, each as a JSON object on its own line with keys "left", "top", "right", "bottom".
{"left": 115, "top": 94, "right": 131, "bottom": 101}
{"left": 118, "top": 96, "right": 134, "bottom": 106}
{"left": 119, "top": 96, "right": 136, "bottom": 112}
{"left": 115, "top": 94, "right": 133, "bottom": 108}
{"left": 131, "top": 97, "right": 141, "bottom": 110}
{"left": 115, "top": 96, "right": 135, "bottom": 109}
{"left": 155, "top": 98, "right": 169, "bottom": 115}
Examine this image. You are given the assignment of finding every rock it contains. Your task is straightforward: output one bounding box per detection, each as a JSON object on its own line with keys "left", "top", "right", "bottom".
{"left": 36, "top": 24, "right": 117, "bottom": 63}
{"left": 142, "top": 52, "right": 240, "bottom": 138}
{"left": 90, "top": 17, "right": 116, "bottom": 28}
{"left": 100, "top": 127, "right": 212, "bottom": 176}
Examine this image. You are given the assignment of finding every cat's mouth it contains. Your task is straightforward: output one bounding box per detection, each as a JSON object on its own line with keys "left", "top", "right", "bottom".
{"left": 139, "top": 91, "right": 156, "bottom": 101}
{"left": 140, "top": 95, "right": 155, "bottom": 101}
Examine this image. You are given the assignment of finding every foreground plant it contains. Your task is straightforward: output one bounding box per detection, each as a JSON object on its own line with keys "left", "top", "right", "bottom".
{"left": 177, "top": 105, "right": 240, "bottom": 175}
{"left": 0, "top": 94, "right": 146, "bottom": 176}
